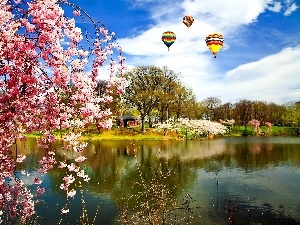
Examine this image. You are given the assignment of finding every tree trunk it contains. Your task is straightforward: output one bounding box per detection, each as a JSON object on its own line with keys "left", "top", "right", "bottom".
{"left": 148, "top": 116, "right": 153, "bottom": 128}
{"left": 141, "top": 118, "right": 145, "bottom": 133}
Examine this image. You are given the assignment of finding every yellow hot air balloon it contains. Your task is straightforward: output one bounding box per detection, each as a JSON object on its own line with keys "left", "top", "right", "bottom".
{"left": 205, "top": 33, "right": 224, "bottom": 58}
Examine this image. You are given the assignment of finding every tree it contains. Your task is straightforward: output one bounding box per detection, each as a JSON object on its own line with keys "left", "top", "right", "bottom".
{"left": 282, "top": 102, "right": 300, "bottom": 135}
{"left": 169, "top": 84, "right": 195, "bottom": 120}
{"left": 218, "top": 102, "right": 234, "bottom": 121}
{"left": 252, "top": 100, "right": 267, "bottom": 123}
{"left": 233, "top": 99, "right": 253, "bottom": 127}
{"left": 265, "top": 102, "right": 286, "bottom": 126}
{"left": 123, "top": 66, "right": 164, "bottom": 133}
{"left": 0, "top": 0, "right": 126, "bottom": 221}
{"left": 201, "top": 97, "right": 222, "bottom": 121}
{"left": 183, "top": 94, "right": 204, "bottom": 120}
{"left": 155, "top": 67, "right": 179, "bottom": 123}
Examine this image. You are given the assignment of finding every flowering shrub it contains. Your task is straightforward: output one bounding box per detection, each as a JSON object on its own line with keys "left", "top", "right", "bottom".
{"left": 219, "top": 119, "right": 235, "bottom": 126}
{"left": 0, "top": 0, "right": 126, "bottom": 221}
{"left": 264, "top": 122, "right": 272, "bottom": 135}
{"left": 248, "top": 119, "right": 261, "bottom": 135}
{"left": 154, "top": 119, "right": 227, "bottom": 138}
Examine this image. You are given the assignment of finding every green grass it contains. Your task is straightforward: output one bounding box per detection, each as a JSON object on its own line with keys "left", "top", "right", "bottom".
{"left": 25, "top": 127, "right": 180, "bottom": 141}
{"left": 25, "top": 125, "right": 296, "bottom": 141}
{"left": 229, "top": 125, "right": 293, "bottom": 136}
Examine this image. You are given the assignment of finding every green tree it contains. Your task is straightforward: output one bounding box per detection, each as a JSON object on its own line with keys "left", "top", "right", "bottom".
{"left": 266, "top": 102, "right": 286, "bottom": 126}
{"left": 252, "top": 100, "right": 267, "bottom": 123}
{"left": 155, "top": 67, "right": 179, "bottom": 123}
{"left": 165, "top": 84, "right": 197, "bottom": 120}
{"left": 282, "top": 102, "right": 300, "bottom": 135}
{"left": 184, "top": 95, "right": 204, "bottom": 120}
{"left": 123, "top": 66, "right": 164, "bottom": 133}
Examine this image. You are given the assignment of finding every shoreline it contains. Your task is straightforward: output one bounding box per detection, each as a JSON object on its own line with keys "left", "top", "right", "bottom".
{"left": 22, "top": 125, "right": 296, "bottom": 141}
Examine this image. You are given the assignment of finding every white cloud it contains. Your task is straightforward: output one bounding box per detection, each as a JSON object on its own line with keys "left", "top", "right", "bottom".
{"left": 218, "top": 47, "right": 300, "bottom": 103}
{"left": 181, "top": 0, "right": 268, "bottom": 26}
{"left": 120, "top": 0, "right": 299, "bottom": 104}
{"left": 284, "top": 2, "right": 298, "bottom": 15}
{"left": 121, "top": 0, "right": 298, "bottom": 58}
{"left": 118, "top": 21, "right": 215, "bottom": 56}
{"left": 125, "top": 47, "right": 300, "bottom": 104}
{"left": 267, "top": 1, "right": 283, "bottom": 12}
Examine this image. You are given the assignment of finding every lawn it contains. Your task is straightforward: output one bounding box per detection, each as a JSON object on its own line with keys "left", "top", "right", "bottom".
{"left": 25, "top": 125, "right": 296, "bottom": 141}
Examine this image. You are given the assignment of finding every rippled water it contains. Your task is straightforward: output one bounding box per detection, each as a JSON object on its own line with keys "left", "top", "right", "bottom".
{"left": 11, "top": 136, "right": 300, "bottom": 224}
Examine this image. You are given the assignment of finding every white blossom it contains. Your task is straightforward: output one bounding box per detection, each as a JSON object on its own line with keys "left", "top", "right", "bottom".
{"left": 154, "top": 119, "right": 227, "bottom": 137}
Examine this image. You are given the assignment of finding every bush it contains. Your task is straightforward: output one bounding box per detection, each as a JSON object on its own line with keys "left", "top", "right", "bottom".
{"left": 241, "top": 129, "right": 254, "bottom": 136}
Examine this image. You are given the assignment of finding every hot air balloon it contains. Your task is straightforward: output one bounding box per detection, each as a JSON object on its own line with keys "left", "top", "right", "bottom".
{"left": 183, "top": 16, "right": 194, "bottom": 28}
{"left": 162, "top": 31, "right": 176, "bottom": 51}
{"left": 205, "top": 33, "right": 224, "bottom": 58}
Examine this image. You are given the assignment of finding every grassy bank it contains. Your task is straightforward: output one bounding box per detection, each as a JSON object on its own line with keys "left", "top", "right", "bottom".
{"left": 25, "top": 125, "right": 296, "bottom": 141}
{"left": 229, "top": 125, "right": 294, "bottom": 136}
{"left": 26, "top": 127, "right": 180, "bottom": 141}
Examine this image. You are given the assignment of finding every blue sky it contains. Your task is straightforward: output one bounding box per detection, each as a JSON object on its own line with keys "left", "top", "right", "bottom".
{"left": 67, "top": 0, "right": 300, "bottom": 104}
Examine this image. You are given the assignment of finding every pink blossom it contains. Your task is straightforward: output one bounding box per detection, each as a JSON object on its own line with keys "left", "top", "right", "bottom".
{"left": 36, "top": 186, "right": 45, "bottom": 196}
{"left": 67, "top": 163, "right": 77, "bottom": 171}
{"left": 58, "top": 161, "right": 67, "bottom": 168}
{"left": 16, "top": 154, "right": 26, "bottom": 163}
{"left": 73, "top": 10, "right": 80, "bottom": 16}
{"left": 77, "top": 169, "right": 85, "bottom": 178}
{"left": 61, "top": 121, "right": 70, "bottom": 129}
{"left": 63, "top": 174, "right": 75, "bottom": 184}
{"left": 248, "top": 119, "right": 261, "bottom": 135}
{"left": 75, "top": 156, "right": 87, "bottom": 162}
{"left": 60, "top": 183, "right": 68, "bottom": 191}
{"left": 21, "top": 170, "right": 29, "bottom": 176}
{"left": 0, "top": 0, "right": 126, "bottom": 220}
{"left": 67, "top": 189, "right": 76, "bottom": 198}
{"left": 33, "top": 178, "right": 42, "bottom": 185}
{"left": 265, "top": 122, "right": 272, "bottom": 127}
{"left": 83, "top": 176, "right": 90, "bottom": 182}
{"left": 47, "top": 151, "right": 55, "bottom": 156}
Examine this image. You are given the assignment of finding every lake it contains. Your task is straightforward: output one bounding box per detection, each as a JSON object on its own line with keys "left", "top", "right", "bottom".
{"left": 11, "top": 136, "right": 300, "bottom": 224}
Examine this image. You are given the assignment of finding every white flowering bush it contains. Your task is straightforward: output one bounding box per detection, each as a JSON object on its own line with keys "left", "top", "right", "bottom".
{"left": 153, "top": 122, "right": 175, "bottom": 135}
{"left": 154, "top": 119, "right": 227, "bottom": 139}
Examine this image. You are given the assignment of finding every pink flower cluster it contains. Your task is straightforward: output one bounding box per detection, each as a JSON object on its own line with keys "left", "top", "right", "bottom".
{"left": 248, "top": 119, "right": 261, "bottom": 135}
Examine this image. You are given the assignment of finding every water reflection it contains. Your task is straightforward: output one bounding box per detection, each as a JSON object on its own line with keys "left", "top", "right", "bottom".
{"left": 10, "top": 137, "right": 300, "bottom": 224}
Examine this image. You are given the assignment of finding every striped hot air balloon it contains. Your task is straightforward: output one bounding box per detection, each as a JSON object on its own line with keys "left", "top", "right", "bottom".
{"left": 183, "top": 16, "right": 194, "bottom": 28}
{"left": 162, "top": 31, "right": 176, "bottom": 51}
{"left": 205, "top": 33, "right": 224, "bottom": 58}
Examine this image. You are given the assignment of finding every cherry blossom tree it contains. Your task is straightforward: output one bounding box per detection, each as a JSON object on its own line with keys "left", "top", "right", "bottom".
{"left": 0, "top": 0, "right": 126, "bottom": 221}
{"left": 248, "top": 119, "right": 261, "bottom": 135}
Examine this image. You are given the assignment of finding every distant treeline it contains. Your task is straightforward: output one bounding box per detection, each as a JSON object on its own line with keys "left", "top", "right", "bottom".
{"left": 95, "top": 66, "right": 299, "bottom": 134}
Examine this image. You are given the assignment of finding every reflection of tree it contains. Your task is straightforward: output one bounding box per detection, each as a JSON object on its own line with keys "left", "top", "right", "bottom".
{"left": 117, "top": 165, "right": 178, "bottom": 224}
{"left": 15, "top": 138, "right": 300, "bottom": 185}
{"left": 83, "top": 140, "right": 139, "bottom": 194}
{"left": 233, "top": 142, "right": 300, "bottom": 170}
{"left": 12, "top": 138, "right": 45, "bottom": 171}
{"left": 69, "top": 140, "right": 198, "bottom": 224}
{"left": 113, "top": 161, "right": 197, "bottom": 224}
{"left": 12, "top": 137, "right": 300, "bottom": 224}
